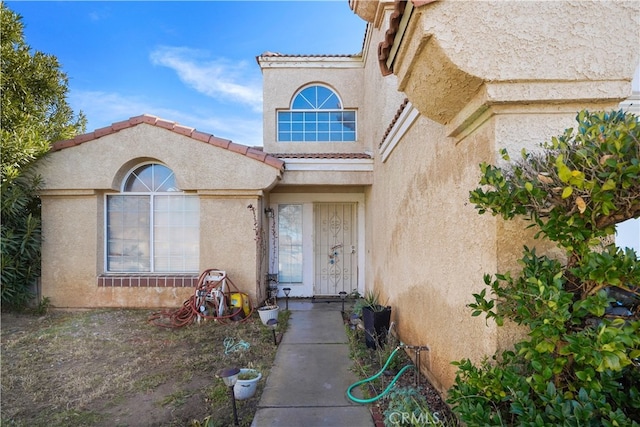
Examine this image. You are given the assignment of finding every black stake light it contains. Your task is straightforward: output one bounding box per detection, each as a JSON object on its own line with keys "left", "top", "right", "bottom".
{"left": 339, "top": 291, "right": 348, "bottom": 313}
{"left": 266, "top": 318, "right": 279, "bottom": 346}
{"left": 217, "top": 367, "right": 240, "bottom": 426}
{"left": 283, "top": 287, "right": 291, "bottom": 310}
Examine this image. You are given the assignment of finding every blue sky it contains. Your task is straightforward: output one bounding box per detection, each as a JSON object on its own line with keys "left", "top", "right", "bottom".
{"left": 7, "top": 1, "right": 367, "bottom": 147}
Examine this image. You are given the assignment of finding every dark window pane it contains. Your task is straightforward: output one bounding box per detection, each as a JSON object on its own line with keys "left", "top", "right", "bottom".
{"left": 342, "top": 120, "right": 356, "bottom": 131}
{"left": 344, "top": 131, "right": 356, "bottom": 141}
{"left": 318, "top": 132, "right": 330, "bottom": 141}
{"left": 292, "top": 132, "right": 304, "bottom": 141}
{"left": 292, "top": 112, "right": 303, "bottom": 121}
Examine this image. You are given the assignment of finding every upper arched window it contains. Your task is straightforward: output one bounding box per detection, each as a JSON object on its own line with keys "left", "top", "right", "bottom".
{"left": 277, "top": 85, "right": 356, "bottom": 142}
{"left": 107, "top": 163, "right": 199, "bottom": 273}
{"left": 122, "top": 163, "right": 179, "bottom": 192}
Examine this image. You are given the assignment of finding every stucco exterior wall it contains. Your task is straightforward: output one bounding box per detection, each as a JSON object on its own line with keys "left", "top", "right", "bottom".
{"left": 260, "top": 60, "right": 367, "bottom": 154}
{"left": 199, "top": 196, "right": 264, "bottom": 303}
{"left": 358, "top": 0, "right": 640, "bottom": 393}
{"left": 37, "top": 125, "right": 278, "bottom": 192}
{"left": 37, "top": 123, "right": 280, "bottom": 309}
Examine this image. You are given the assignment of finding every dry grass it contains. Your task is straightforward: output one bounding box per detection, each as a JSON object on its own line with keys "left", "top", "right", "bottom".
{"left": 1, "top": 308, "right": 288, "bottom": 427}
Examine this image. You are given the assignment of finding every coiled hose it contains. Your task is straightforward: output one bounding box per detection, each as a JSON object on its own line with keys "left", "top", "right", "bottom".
{"left": 148, "top": 269, "right": 254, "bottom": 328}
{"left": 346, "top": 346, "right": 415, "bottom": 404}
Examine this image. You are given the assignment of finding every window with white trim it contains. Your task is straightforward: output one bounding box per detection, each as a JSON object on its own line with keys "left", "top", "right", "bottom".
{"left": 277, "top": 85, "right": 356, "bottom": 142}
{"left": 106, "top": 163, "right": 199, "bottom": 273}
{"left": 278, "top": 204, "right": 303, "bottom": 283}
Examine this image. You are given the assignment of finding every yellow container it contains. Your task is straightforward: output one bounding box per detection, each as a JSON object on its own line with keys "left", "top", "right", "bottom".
{"left": 230, "top": 293, "right": 251, "bottom": 316}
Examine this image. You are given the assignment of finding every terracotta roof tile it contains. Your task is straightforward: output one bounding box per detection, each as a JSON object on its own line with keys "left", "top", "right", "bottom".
{"left": 258, "top": 52, "right": 360, "bottom": 59}
{"left": 380, "top": 98, "right": 410, "bottom": 148}
{"left": 173, "top": 124, "right": 195, "bottom": 136}
{"left": 50, "top": 114, "right": 284, "bottom": 172}
{"left": 156, "top": 119, "right": 175, "bottom": 130}
{"left": 112, "top": 119, "right": 131, "bottom": 131}
{"left": 271, "top": 153, "right": 372, "bottom": 160}
{"left": 378, "top": 0, "right": 407, "bottom": 76}
{"left": 209, "top": 137, "right": 231, "bottom": 149}
{"left": 227, "top": 142, "right": 249, "bottom": 155}
{"left": 191, "top": 130, "right": 212, "bottom": 143}
{"left": 246, "top": 148, "right": 268, "bottom": 162}
{"left": 74, "top": 132, "right": 95, "bottom": 144}
{"left": 94, "top": 125, "right": 113, "bottom": 138}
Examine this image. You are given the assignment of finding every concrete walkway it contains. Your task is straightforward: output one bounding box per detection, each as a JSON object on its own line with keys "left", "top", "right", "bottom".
{"left": 252, "top": 299, "right": 374, "bottom": 427}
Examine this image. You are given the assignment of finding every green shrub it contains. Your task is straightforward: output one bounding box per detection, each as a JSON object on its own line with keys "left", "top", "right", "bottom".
{"left": 448, "top": 110, "right": 640, "bottom": 426}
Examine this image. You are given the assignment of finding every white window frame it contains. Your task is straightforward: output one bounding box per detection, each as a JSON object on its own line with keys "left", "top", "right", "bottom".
{"left": 277, "top": 84, "right": 357, "bottom": 142}
{"left": 104, "top": 163, "right": 199, "bottom": 274}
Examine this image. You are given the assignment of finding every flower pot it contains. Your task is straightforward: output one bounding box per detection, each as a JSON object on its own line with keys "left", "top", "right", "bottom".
{"left": 233, "top": 369, "right": 262, "bottom": 400}
{"left": 258, "top": 305, "right": 279, "bottom": 326}
{"left": 362, "top": 305, "right": 391, "bottom": 349}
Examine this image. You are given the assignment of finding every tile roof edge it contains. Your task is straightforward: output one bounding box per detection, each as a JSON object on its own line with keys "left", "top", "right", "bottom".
{"left": 49, "top": 114, "right": 284, "bottom": 172}
{"left": 257, "top": 52, "right": 362, "bottom": 59}
{"left": 270, "top": 152, "right": 373, "bottom": 160}
{"left": 380, "top": 98, "right": 410, "bottom": 148}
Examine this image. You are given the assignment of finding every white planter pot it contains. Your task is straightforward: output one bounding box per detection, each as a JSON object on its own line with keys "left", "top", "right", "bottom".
{"left": 258, "top": 305, "right": 279, "bottom": 326}
{"left": 233, "top": 369, "right": 262, "bottom": 400}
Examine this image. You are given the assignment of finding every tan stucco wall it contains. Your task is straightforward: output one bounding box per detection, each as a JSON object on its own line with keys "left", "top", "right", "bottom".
{"left": 260, "top": 60, "right": 367, "bottom": 154}
{"left": 393, "top": 1, "right": 639, "bottom": 126}
{"left": 359, "top": 0, "right": 640, "bottom": 393}
{"left": 37, "top": 124, "right": 279, "bottom": 309}
{"left": 37, "top": 125, "right": 278, "bottom": 191}
{"left": 367, "top": 114, "right": 499, "bottom": 391}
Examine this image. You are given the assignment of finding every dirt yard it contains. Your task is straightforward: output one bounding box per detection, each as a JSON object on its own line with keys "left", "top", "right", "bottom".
{"left": 1, "top": 309, "right": 282, "bottom": 427}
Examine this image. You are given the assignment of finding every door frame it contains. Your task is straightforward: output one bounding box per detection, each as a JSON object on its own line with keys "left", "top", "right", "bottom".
{"left": 268, "top": 193, "right": 365, "bottom": 298}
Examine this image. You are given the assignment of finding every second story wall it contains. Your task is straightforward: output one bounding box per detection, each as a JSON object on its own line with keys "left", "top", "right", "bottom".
{"left": 257, "top": 54, "right": 367, "bottom": 154}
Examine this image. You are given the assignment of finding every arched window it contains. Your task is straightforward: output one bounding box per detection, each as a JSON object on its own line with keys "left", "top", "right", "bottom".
{"left": 106, "top": 163, "right": 199, "bottom": 273}
{"left": 277, "top": 85, "right": 356, "bottom": 142}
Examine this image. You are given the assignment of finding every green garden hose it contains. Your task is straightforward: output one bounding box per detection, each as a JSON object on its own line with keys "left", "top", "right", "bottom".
{"left": 346, "top": 346, "right": 415, "bottom": 404}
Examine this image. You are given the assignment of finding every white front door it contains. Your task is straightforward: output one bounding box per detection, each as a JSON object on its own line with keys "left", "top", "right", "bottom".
{"left": 269, "top": 194, "right": 364, "bottom": 298}
{"left": 313, "top": 203, "right": 357, "bottom": 296}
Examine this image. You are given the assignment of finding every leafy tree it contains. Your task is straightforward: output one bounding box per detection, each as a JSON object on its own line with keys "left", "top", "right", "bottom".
{"left": 1, "top": 3, "right": 85, "bottom": 308}
{"left": 448, "top": 110, "right": 640, "bottom": 426}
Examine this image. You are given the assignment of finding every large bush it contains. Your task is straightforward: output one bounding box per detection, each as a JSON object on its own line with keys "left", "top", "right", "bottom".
{"left": 1, "top": 4, "right": 85, "bottom": 308}
{"left": 448, "top": 110, "right": 640, "bottom": 426}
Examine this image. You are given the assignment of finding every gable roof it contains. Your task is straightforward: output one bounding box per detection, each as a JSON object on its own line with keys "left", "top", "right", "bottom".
{"left": 51, "top": 114, "right": 285, "bottom": 171}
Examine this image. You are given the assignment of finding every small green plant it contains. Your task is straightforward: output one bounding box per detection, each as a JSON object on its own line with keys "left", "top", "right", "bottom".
{"left": 384, "top": 386, "right": 449, "bottom": 426}
{"left": 449, "top": 110, "right": 640, "bottom": 425}
{"left": 190, "top": 415, "right": 216, "bottom": 427}
{"left": 32, "top": 296, "right": 51, "bottom": 315}
{"left": 159, "top": 389, "right": 190, "bottom": 408}
{"left": 354, "top": 290, "right": 387, "bottom": 315}
{"left": 237, "top": 370, "right": 259, "bottom": 380}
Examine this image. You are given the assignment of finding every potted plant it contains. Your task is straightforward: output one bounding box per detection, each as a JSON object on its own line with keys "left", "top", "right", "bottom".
{"left": 233, "top": 368, "right": 262, "bottom": 400}
{"left": 359, "top": 291, "right": 392, "bottom": 349}
{"left": 257, "top": 303, "right": 279, "bottom": 326}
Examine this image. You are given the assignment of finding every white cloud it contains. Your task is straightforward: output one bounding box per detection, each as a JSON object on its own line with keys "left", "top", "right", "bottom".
{"left": 68, "top": 90, "right": 263, "bottom": 147}
{"left": 149, "top": 46, "right": 263, "bottom": 113}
